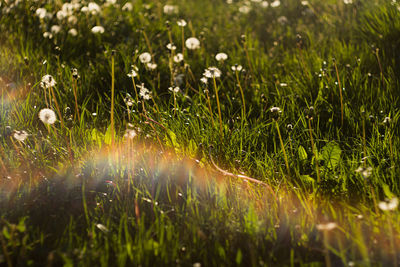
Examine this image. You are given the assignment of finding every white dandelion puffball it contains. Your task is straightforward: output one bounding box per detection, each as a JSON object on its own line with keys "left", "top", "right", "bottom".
{"left": 146, "top": 62, "right": 157, "bottom": 70}
{"left": 127, "top": 65, "right": 138, "bottom": 78}
{"left": 177, "top": 19, "right": 187, "bottom": 27}
{"left": 124, "top": 129, "right": 137, "bottom": 139}
{"left": 169, "top": 86, "right": 180, "bottom": 93}
{"left": 40, "top": 74, "right": 56, "bottom": 89}
{"left": 271, "top": 0, "right": 281, "bottom": 7}
{"left": 88, "top": 2, "right": 101, "bottom": 15}
{"left": 39, "top": 108, "right": 57, "bottom": 125}
{"left": 203, "top": 67, "right": 221, "bottom": 78}
{"left": 68, "top": 28, "right": 78, "bottom": 36}
{"left": 185, "top": 37, "right": 200, "bottom": 50}
{"left": 174, "top": 53, "right": 184, "bottom": 63}
{"left": 122, "top": 2, "right": 133, "bottom": 11}
{"left": 316, "top": 222, "right": 337, "bottom": 231}
{"left": 215, "top": 52, "right": 228, "bottom": 61}
{"left": 379, "top": 198, "right": 399, "bottom": 211}
{"left": 91, "top": 26, "right": 105, "bottom": 34}
{"left": 139, "top": 52, "right": 152, "bottom": 63}
{"left": 50, "top": 25, "right": 61, "bottom": 34}
{"left": 13, "top": 130, "right": 28, "bottom": 142}
{"left": 231, "top": 64, "right": 243, "bottom": 72}
{"left": 163, "top": 4, "right": 178, "bottom": 15}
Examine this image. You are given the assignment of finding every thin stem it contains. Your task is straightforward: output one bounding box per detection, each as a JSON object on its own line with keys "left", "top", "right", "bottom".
{"left": 308, "top": 118, "right": 321, "bottom": 183}
{"left": 205, "top": 90, "right": 215, "bottom": 128}
{"left": 72, "top": 78, "right": 80, "bottom": 122}
{"left": 49, "top": 86, "right": 64, "bottom": 128}
{"left": 111, "top": 52, "right": 115, "bottom": 147}
{"left": 333, "top": 60, "right": 344, "bottom": 127}
{"left": 235, "top": 71, "right": 246, "bottom": 117}
{"left": 275, "top": 120, "right": 290, "bottom": 176}
{"left": 213, "top": 77, "right": 223, "bottom": 137}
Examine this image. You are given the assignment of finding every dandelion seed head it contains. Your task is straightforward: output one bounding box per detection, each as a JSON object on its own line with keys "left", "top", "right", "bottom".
{"left": 163, "top": 4, "right": 179, "bottom": 15}
{"left": 174, "top": 53, "right": 184, "bottom": 63}
{"left": 215, "top": 52, "right": 228, "bottom": 62}
{"left": 91, "top": 25, "right": 105, "bottom": 34}
{"left": 40, "top": 75, "right": 56, "bottom": 89}
{"left": 203, "top": 67, "right": 221, "bottom": 78}
{"left": 13, "top": 130, "right": 28, "bottom": 142}
{"left": 139, "top": 52, "right": 152, "bottom": 64}
{"left": 185, "top": 37, "right": 200, "bottom": 50}
{"left": 379, "top": 198, "right": 398, "bottom": 211}
{"left": 124, "top": 129, "right": 137, "bottom": 139}
{"left": 316, "top": 222, "right": 337, "bottom": 231}
{"left": 39, "top": 108, "right": 57, "bottom": 125}
{"left": 177, "top": 19, "right": 187, "bottom": 27}
{"left": 231, "top": 64, "right": 243, "bottom": 72}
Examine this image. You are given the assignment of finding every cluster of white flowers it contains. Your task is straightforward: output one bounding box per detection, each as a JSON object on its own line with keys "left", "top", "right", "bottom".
{"left": 379, "top": 197, "right": 399, "bottom": 211}
{"left": 137, "top": 83, "right": 151, "bottom": 100}
{"left": 203, "top": 67, "right": 222, "bottom": 79}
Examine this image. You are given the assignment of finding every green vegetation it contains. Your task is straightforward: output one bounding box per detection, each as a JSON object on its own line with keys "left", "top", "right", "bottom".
{"left": 1, "top": 0, "right": 400, "bottom": 265}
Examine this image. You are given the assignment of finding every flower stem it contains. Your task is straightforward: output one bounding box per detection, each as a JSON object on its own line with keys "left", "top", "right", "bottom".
{"left": 275, "top": 120, "right": 290, "bottom": 176}
{"left": 213, "top": 77, "right": 223, "bottom": 137}
{"left": 308, "top": 118, "right": 320, "bottom": 183}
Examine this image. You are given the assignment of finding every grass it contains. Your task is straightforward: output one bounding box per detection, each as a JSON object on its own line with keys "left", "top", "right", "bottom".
{"left": 1, "top": 0, "right": 400, "bottom": 265}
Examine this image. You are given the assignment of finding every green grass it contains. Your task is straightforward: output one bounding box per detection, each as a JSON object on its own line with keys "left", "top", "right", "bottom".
{"left": 1, "top": 0, "right": 400, "bottom": 265}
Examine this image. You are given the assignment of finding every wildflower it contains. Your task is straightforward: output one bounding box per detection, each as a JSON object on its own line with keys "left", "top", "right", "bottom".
{"left": 169, "top": 86, "right": 180, "bottom": 93}
{"left": 231, "top": 64, "right": 243, "bottom": 72}
{"left": 127, "top": 65, "right": 138, "bottom": 78}
{"left": 146, "top": 62, "right": 157, "bottom": 70}
{"left": 139, "top": 52, "right": 152, "bottom": 63}
{"left": 185, "top": 37, "right": 200, "bottom": 50}
{"left": 261, "top": 1, "right": 269, "bottom": 8}
{"left": 122, "top": 2, "right": 133, "bottom": 11}
{"left": 174, "top": 53, "right": 184, "bottom": 63}
{"left": 43, "top": 32, "right": 53, "bottom": 39}
{"left": 40, "top": 75, "right": 56, "bottom": 89}
{"left": 177, "top": 19, "right": 187, "bottom": 27}
{"left": 239, "top": 5, "right": 251, "bottom": 14}
{"left": 203, "top": 67, "right": 221, "bottom": 78}
{"left": 383, "top": 117, "right": 391, "bottom": 126}
{"left": 35, "top": 8, "right": 48, "bottom": 19}
{"left": 96, "top": 223, "right": 109, "bottom": 233}
{"left": 88, "top": 2, "right": 101, "bottom": 15}
{"left": 167, "top": 43, "right": 177, "bottom": 51}
{"left": 91, "top": 26, "right": 105, "bottom": 34}
{"left": 271, "top": 0, "right": 281, "bottom": 7}
{"left": 355, "top": 166, "right": 372, "bottom": 179}
{"left": 39, "top": 108, "right": 57, "bottom": 125}
{"left": 124, "top": 129, "right": 137, "bottom": 139}
{"left": 68, "top": 28, "right": 78, "bottom": 36}
{"left": 343, "top": 0, "right": 353, "bottom": 4}
{"left": 138, "top": 83, "right": 151, "bottom": 100}
{"left": 68, "top": 15, "right": 78, "bottom": 25}
{"left": 13, "top": 130, "right": 28, "bottom": 142}
{"left": 316, "top": 222, "right": 337, "bottom": 231}
{"left": 200, "top": 77, "right": 208, "bottom": 84}
{"left": 215, "top": 52, "right": 228, "bottom": 62}
{"left": 270, "top": 107, "right": 282, "bottom": 120}
{"left": 50, "top": 25, "right": 61, "bottom": 34}
{"left": 379, "top": 197, "right": 399, "bottom": 211}
{"left": 163, "top": 4, "right": 178, "bottom": 15}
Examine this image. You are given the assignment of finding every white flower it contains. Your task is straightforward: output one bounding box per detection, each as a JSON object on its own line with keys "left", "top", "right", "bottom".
{"left": 56, "top": 10, "right": 67, "bottom": 20}
{"left": 138, "top": 83, "right": 151, "bottom": 100}
{"left": 51, "top": 25, "right": 61, "bottom": 34}
{"left": 174, "top": 53, "right": 184, "bottom": 63}
{"left": 379, "top": 198, "right": 399, "bottom": 211}
{"left": 88, "top": 2, "right": 101, "bottom": 15}
{"left": 200, "top": 77, "right": 208, "bottom": 84}
{"left": 91, "top": 26, "right": 105, "bottom": 34}
{"left": 139, "top": 52, "right": 152, "bottom": 63}
{"left": 122, "top": 2, "right": 133, "bottom": 11}
{"left": 271, "top": 0, "right": 281, "bottom": 7}
{"left": 163, "top": 4, "right": 178, "bottom": 15}
{"left": 68, "top": 28, "right": 78, "bottom": 36}
{"left": 355, "top": 166, "right": 372, "bottom": 179}
{"left": 124, "top": 129, "right": 137, "bottom": 139}
{"left": 127, "top": 65, "right": 138, "bottom": 78}
{"left": 261, "top": 1, "right": 269, "bottom": 8}
{"left": 301, "top": 1, "right": 309, "bottom": 6}
{"left": 343, "top": 0, "right": 353, "bottom": 4}
{"left": 35, "top": 8, "right": 47, "bottom": 19}
{"left": 177, "top": 19, "right": 187, "bottom": 27}
{"left": 41, "top": 75, "right": 56, "bottom": 89}
{"left": 169, "top": 86, "right": 180, "bottom": 93}
{"left": 67, "top": 15, "right": 78, "bottom": 25}
{"left": 203, "top": 67, "right": 221, "bottom": 78}
{"left": 185, "top": 37, "right": 200, "bottom": 50}
{"left": 13, "top": 130, "right": 28, "bottom": 142}
{"left": 166, "top": 43, "right": 177, "bottom": 50}
{"left": 43, "top": 32, "right": 53, "bottom": 39}
{"left": 239, "top": 5, "right": 251, "bottom": 14}
{"left": 215, "top": 52, "right": 228, "bottom": 62}
{"left": 39, "top": 108, "right": 57, "bottom": 125}
{"left": 96, "top": 223, "right": 109, "bottom": 233}
{"left": 146, "top": 62, "right": 157, "bottom": 70}
{"left": 316, "top": 222, "right": 337, "bottom": 231}
{"left": 231, "top": 64, "right": 243, "bottom": 72}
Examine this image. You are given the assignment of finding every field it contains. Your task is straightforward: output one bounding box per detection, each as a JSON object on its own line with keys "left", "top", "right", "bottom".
{"left": 1, "top": 0, "right": 400, "bottom": 266}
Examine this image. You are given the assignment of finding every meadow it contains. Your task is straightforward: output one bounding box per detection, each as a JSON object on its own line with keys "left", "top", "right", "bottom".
{"left": 1, "top": 0, "right": 400, "bottom": 265}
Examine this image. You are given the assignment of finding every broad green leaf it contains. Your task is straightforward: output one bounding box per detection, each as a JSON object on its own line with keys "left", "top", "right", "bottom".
{"left": 298, "top": 146, "right": 308, "bottom": 161}
{"left": 321, "top": 142, "right": 342, "bottom": 170}
{"left": 104, "top": 125, "right": 112, "bottom": 145}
